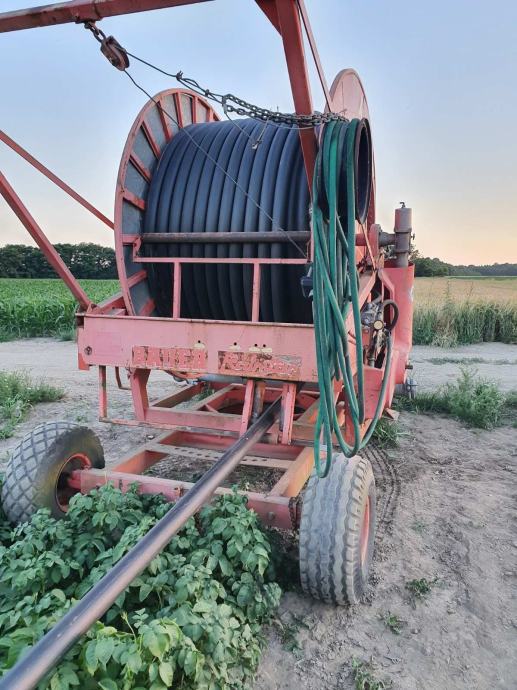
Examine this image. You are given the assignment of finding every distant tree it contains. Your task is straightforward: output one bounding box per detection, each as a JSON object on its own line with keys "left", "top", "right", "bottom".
{"left": 410, "top": 249, "right": 451, "bottom": 277}
{"left": 0, "top": 243, "right": 117, "bottom": 279}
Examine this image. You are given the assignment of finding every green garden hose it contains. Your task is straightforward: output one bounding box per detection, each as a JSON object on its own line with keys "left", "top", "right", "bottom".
{"left": 312, "top": 119, "right": 393, "bottom": 478}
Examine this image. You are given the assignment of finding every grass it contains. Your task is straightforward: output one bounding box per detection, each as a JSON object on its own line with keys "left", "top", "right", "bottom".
{"left": 0, "top": 278, "right": 118, "bottom": 341}
{"left": 413, "top": 299, "right": 517, "bottom": 346}
{"left": 414, "top": 276, "right": 517, "bottom": 303}
{"left": 428, "top": 356, "right": 517, "bottom": 365}
{"left": 413, "top": 277, "right": 517, "bottom": 346}
{"left": 351, "top": 658, "right": 391, "bottom": 690}
{"left": 0, "top": 370, "right": 64, "bottom": 439}
{"left": 397, "top": 368, "right": 514, "bottom": 429}
{"left": 372, "top": 417, "right": 403, "bottom": 448}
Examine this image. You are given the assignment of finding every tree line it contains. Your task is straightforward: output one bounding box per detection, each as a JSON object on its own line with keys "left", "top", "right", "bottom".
{"left": 410, "top": 250, "right": 517, "bottom": 278}
{"left": 0, "top": 243, "right": 117, "bottom": 279}
{"left": 0, "top": 243, "right": 515, "bottom": 280}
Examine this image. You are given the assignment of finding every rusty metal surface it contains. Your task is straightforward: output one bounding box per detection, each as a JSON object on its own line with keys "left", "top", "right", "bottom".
{"left": 218, "top": 350, "right": 302, "bottom": 381}
{"left": 132, "top": 345, "right": 207, "bottom": 373}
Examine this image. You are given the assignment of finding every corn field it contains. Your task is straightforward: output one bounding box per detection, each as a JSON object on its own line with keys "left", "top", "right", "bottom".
{"left": 1, "top": 277, "right": 517, "bottom": 346}
{"left": 413, "top": 300, "right": 517, "bottom": 347}
{"left": 0, "top": 279, "right": 118, "bottom": 340}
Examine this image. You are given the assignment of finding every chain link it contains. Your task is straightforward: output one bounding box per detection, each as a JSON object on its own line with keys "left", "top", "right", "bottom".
{"left": 175, "top": 72, "right": 348, "bottom": 127}
{"left": 83, "top": 24, "right": 348, "bottom": 128}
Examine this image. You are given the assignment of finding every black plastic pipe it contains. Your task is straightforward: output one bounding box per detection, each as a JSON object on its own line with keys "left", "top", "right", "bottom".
{"left": 0, "top": 397, "right": 281, "bottom": 690}
{"left": 140, "top": 231, "right": 311, "bottom": 244}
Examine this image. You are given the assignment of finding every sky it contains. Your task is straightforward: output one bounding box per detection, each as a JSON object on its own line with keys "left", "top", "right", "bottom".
{"left": 0, "top": 0, "right": 516, "bottom": 265}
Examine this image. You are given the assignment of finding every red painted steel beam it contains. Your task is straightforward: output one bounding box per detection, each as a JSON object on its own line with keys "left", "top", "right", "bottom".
{"left": 0, "top": 0, "right": 211, "bottom": 32}
{"left": 296, "top": 0, "right": 331, "bottom": 109}
{"left": 0, "top": 130, "right": 113, "bottom": 229}
{"left": 273, "top": 0, "right": 317, "bottom": 183}
{"left": 256, "top": 0, "right": 331, "bottom": 110}
{"left": 0, "top": 169, "right": 92, "bottom": 310}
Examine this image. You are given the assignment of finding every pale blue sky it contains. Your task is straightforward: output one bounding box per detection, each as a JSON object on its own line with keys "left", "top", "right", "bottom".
{"left": 1, "top": 0, "right": 516, "bottom": 264}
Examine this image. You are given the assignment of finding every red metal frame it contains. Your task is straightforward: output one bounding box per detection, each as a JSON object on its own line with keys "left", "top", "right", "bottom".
{"left": 0, "top": 0, "right": 415, "bottom": 530}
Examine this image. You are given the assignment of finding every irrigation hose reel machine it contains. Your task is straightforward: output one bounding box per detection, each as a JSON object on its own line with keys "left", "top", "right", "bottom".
{"left": 0, "top": 0, "right": 414, "bottom": 685}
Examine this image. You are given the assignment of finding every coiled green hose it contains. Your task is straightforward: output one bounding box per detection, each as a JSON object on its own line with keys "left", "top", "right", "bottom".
{"left": 312, "top": 119, "right": 393, "bottom": 478}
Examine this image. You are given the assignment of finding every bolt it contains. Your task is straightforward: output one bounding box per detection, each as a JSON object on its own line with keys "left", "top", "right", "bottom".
{"left": 84, "top": 346, "right": 92, "bottom": 355}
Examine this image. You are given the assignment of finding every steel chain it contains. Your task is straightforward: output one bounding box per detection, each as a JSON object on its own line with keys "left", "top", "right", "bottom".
{"left": 84, "top": 23, "right": 348, "bottom": 127}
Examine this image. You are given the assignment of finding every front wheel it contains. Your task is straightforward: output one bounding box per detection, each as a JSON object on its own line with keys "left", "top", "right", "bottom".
{"left": 1, "top": 422, "right": 104, "bottom": 525}
{"left": 299, "top": 454, "right": 376, "bottom": 605}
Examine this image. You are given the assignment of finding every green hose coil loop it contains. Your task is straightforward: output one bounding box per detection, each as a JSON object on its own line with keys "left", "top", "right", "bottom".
{"left": 312, "top": 119, "right": 393, "bottom": 478}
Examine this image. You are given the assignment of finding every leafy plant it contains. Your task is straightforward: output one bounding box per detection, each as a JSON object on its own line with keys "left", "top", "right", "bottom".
{"left": 405, "top": 577, "right": 436, "bottom": 601}
{"left": 351, "top": 658, "right": 391, "bottom": 690}
{"left": 0, "top": 484, "right": 281, "bottom": 689}
{"left": 397, "top": 368, "right": 505, "bottom": 429}
{"left": 0, "top": 371, "right": 64, "bottom": 439}
{"left": 381, "top": 611, "right": 405, "bottom": 635}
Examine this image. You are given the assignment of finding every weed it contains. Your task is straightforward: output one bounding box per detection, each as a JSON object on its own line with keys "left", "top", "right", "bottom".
{"left": 381, "top": 611, "right": 405, "bottom": 635}
{"left": 0, "top": 371, "right": 64, "bottom": 439}
{"left": 428, "top": 356, "right": 517, "bottom": 366}
{"left": 406, "top": 577, "right": 436, "bottom": 600}
{"left": 372, "top": 417, "right": 403, "bottom": 448}
{"left": 274, "top": 614, "right": 308, "bottom": 656}
{"left": 427, "top": 356, "right": 485, "bottom": 365}
{"left": 398, "top": 368, "right": 505, "bottom": 429}
{"left": 505, "top": 390, "right": 517, "bottom": 408}
{"left": 351, "top": 658, "right": 391, "bottom": 690}
{"left": 410, "top": 519, "right": 427, "bottom": 534}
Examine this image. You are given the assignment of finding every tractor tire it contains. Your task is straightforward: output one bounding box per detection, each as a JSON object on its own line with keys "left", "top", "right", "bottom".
{"left": 299, "top": 454, "right": 376, "bottom": 605}
{"left": 1, "top": 422, "right": 104, "bottom": 525}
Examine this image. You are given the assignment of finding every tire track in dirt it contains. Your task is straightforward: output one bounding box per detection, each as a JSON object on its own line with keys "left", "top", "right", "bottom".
{"left": 362, "top": 444, "right": 401, "bottom": 543}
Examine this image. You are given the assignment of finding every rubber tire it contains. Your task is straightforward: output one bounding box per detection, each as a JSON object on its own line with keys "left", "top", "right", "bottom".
{"left": 1, "top": 422, "right": 104, "bottom": 525}
{"left": 299, "top": 454, "right": 376, "bottom": 605}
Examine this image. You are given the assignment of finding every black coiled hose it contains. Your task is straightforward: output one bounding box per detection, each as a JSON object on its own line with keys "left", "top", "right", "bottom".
{"left": 143, "top": 119, "right": 312, "bottom": 323}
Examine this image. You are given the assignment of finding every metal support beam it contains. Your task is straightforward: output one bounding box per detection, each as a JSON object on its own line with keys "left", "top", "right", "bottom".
{"left": 0, "top": 0, "right": 211, "bottom": 32}
{"left": 0, "top": 169, "right": 92, "bottom": 310}
{"left": 274, "top": 0, "right": 317, "bottom": 184}
{"left": 0, "top": 396, "right": 281, "bottom": 690}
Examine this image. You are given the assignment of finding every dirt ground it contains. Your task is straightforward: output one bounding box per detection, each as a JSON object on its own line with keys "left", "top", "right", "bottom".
{"left": 1, "top": 339, "right": 516, "bottom": 689}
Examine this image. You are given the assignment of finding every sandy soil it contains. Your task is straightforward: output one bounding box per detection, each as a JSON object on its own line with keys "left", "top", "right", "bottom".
{"left": 1, "top": 339, "right": 516, "bottom": 689}
{"left": 411, "top": 342, "right": 517, "bottom": 393}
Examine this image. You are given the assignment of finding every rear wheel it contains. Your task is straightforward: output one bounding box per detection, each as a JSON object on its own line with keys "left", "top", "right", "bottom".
{"left": 299, "top": 454, "right": 376, "bottom": 605}
{"left": 1, "top": 422, "right": 104, "bottom": 524}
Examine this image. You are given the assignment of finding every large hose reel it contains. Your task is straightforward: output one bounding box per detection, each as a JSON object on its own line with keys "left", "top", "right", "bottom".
{"left": 143, "top": 118, "right": 312, "bottom": 323}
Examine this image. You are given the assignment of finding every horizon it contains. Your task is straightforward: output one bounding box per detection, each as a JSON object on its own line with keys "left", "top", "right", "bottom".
{"left": 1, "top": 0, "right": 516, "bottom": 264}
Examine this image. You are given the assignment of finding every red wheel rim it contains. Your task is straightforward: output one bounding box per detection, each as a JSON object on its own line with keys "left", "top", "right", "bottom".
{"left": 56, "top": 453, "right": 91, "bottom": 511}
{"left": 360, "top": 496, "right": 370, "bottom": 566}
